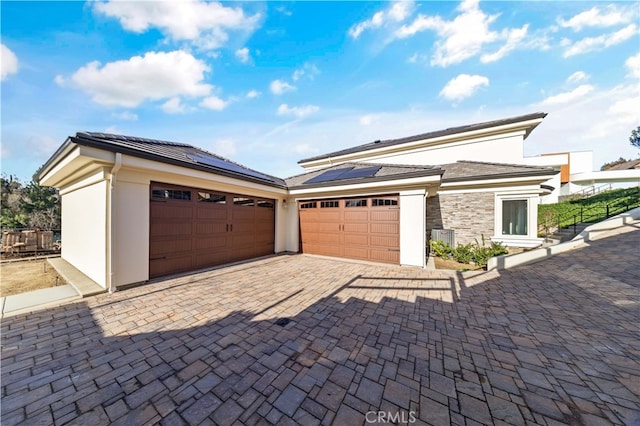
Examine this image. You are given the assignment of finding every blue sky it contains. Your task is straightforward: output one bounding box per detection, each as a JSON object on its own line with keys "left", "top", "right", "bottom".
{"left": 2, "top": 0, "right": 639, "bottom": 182}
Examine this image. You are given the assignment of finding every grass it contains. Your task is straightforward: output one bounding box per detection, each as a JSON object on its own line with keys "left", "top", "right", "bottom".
{"left": 538, "top": 187, "right": 640, "bottom": 231}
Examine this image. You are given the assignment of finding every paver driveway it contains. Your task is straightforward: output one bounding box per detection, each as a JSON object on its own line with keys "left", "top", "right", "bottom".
{"left": 1, "top": 225, "right": 639, "bottom": 425}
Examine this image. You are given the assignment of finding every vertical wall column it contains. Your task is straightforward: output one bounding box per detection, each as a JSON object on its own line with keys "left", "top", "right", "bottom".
{"left": 399, "top": 189, "right": 427, "bottom": 268}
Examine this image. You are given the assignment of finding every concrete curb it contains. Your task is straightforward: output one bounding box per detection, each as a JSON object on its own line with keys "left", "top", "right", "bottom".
{"left": 487, "top": 207, "right": 640, "bottom": 271}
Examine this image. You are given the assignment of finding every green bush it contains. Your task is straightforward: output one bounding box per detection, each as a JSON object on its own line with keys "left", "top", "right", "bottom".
{"left": 429, "top": 239, "right": 453, "bottom": 259}
{"left": 452, "top": 243, "right": 473, "bottom": 264}
{"left": 429, "top": 235, "right": 508, "bottom": 267}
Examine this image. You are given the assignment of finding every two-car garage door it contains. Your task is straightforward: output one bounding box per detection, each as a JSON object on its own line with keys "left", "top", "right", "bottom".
{"left": 299, "top": 195, "right": 400, "bottom": 264}
{"left": 149, "top": 182, "right": 275, "bottom": 278}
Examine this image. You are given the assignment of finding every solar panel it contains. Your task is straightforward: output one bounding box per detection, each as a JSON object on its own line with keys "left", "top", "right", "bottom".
{"left": 340, "top": 166, "right": 382, "bottom": 180}
{"left": 187, "top": 154, "right": 275, "bottom": 182}
{"left": 304, "top": 167, "right": 354, "bottom": 184}
{"left": 303, "top": 166, "right": 381, "bottom": 184}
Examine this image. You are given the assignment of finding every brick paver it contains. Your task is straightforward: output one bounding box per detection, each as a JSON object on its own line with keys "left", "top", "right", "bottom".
{"left": 1, "top": 225, "right": 639, "bottom": 425}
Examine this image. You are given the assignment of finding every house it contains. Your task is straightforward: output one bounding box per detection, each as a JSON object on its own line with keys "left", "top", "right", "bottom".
{"left": 38, "top": 113, "right": 557, "bottom": 291}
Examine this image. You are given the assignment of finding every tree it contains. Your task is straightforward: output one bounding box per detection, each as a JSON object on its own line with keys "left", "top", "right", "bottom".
{"left": 0, "top": 175, "right": 60, "bottom": 230}
{"left": 631, "top": 126, "right": 640, "bottom": 149}
{"left": 600, "top": 157, "right": 631, "bottom": 171}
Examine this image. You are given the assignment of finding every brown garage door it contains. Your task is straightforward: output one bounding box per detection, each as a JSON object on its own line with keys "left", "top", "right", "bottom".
{"left": 149, "top": 183, "right": 275, "bottom": 278}
{"left": 299, "top": 195, "right": 399, "bottom": 264}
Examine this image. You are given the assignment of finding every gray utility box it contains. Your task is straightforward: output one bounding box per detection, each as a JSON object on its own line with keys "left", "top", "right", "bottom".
{"left": 431, "top": 229, "right": 456, "bottom": 247}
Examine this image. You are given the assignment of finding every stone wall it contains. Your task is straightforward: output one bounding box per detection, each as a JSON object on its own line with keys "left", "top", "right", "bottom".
{"left": 426, "top": 192, "right": 495, "bottom": 246}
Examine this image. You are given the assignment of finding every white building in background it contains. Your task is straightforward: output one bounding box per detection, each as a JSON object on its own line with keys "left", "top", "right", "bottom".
{"left": 523, "top": 152, "right": 640, "bottom": 204}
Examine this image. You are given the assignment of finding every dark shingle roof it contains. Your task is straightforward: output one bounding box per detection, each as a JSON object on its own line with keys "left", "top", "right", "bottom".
{"left": 70, "top": 132, "right": 286, "bottom": 188}
{"left": 298, "top": 112, "right": 547, "bottom": 164}
{"left": 439, "top": 161, "right": 557, "bottom": 182}
{"left": 286, "top": 163, "right": 443, "bottom": 189}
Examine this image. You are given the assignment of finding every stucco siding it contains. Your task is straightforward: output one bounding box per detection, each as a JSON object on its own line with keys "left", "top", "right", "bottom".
{"left": 114, "top": 179, "right": 150, "bottom": 287}
{"left": 61, "top": 179, "right": 108, "bottom": 287}
{"left": 427, "top": 192, "right": 495, "bottom": 246}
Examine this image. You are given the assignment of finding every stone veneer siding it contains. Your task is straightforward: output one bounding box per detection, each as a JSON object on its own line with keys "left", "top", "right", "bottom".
{"left": 426, "top": 192, "right": 495, "bottom": 246}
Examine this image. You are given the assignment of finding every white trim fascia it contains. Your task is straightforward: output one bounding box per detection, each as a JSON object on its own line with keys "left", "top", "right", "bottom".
{"left": 491, "top": 236, "right": 544, "bottom": 248}
{"left": 436, "top": 184, "right": 544, "bottom": 195}
{"left": 299, "top": 118, "right": 543, "bottom": 168}
{"left": 439, "top": 174, "right": 557, "bottom": 189}
{"left": 58, "top": 168, "right": 110, "bottom": 195}
{"left": 288, "top": 175, "right": 441, "bottom": 196}
{"left": 119, "top": 155, "right": 289, "bottom": 197}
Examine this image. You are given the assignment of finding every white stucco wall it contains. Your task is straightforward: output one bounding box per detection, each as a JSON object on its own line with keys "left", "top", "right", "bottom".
{"left": 61, "top": 176, "right": 108, "bottom": 287}
{"left": 399, "top": 190, "right": 426, "bottom": 268}
{"left": 352, "top": 133, "right": 525, "bottom": 167}
{"left": 114, "top": 178, "right": 150, "bottom": 287}
{"left": 569, "top": 151, "right": 593, "bottom": 174}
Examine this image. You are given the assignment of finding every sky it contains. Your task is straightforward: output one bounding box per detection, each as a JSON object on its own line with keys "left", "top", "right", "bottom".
{"left": 1, "top": 0, "right": 639, "bottom": 183}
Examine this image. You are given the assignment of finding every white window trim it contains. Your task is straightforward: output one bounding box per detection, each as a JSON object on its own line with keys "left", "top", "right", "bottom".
{"left": 492, "top": 193, "right": 544, "bottom": 248}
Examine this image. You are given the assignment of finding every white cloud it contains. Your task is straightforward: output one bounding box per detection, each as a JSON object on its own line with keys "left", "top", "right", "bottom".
{"left": 162, "top": 97, "right": 188, "bottom": 114}
{"left": 211, "top": 138, "right": 237, "bottom": 157}
{"left": 480, "top": 25, "right": 528, "bottom": 63}
{"left": 539, "top": 84, "right": 595, "bottom": 106}
{"left": 567, "top": 71, "right": 590, "bottom": 84}
{"left": 558, "top": 5, "right": 632, "bottom": 31}
{"left": 93, "top": 0, "right": 260, "bottom": 50}
{"left": 67, "top": 50, "right": 212, "bottom": 107}
{"left": 292, "top": 143, "right": 318, "bottom": 155}
{"left": 277, "top": 104, "right": 319, "bottom": 118}
{"left": 112, "top": 111, "right": 138, "bottom": 121}
{"left": 246, "top": 90, "right": 261, "bottom": 99}
{"left": 292, "top": 63, "right": 320, "bottom": 81}
{"left": 235, "top": 47, "right": 250, "bottom": 63}
{"left": 625, "top": 52, "right": 640, "bottom": 79}
{"left": 396, "top": 0, "right": 528, "bottom": 67}
{"left": 200, "top": 95, "right": 228, "bottom": 111}
{"left": 439, "top": 74, "right": 489, "bottom": 101}
{"left": 348, "top": 0, "right": 414, "bottom": 39}
{"left": 54, "top": 75, "right": 66, "bottom": 86}
{"left": 563, "top": 24, "right": 638, "bottom": 57}
{"left": 270, "top": 79, "right": 296, "bottom": 95}
{"left": 1, "top": 43, "right": 18, "bottom": 81}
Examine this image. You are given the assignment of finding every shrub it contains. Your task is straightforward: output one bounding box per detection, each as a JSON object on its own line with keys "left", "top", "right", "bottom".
{"left": 429, "top": 239, "right": 453, "bottom": 259}
{"left": 429, "top": 235, "right": 508, "bottom": 268}
{"left": 452, "top": 243, "right": 473, "bottom": 264}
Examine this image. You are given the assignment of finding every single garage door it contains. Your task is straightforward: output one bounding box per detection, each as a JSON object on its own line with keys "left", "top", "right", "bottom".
{"left": 299, "top": 195, "right": 399, "bottom": 264}
{"left": 149, "top": 182, "right": 275, "bottom": 278}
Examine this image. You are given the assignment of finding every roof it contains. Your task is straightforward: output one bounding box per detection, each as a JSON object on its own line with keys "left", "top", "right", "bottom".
{"left": 42, "top": 132, "right": 287, "bottom": 188}
{"left": 439, "top": 160, "right": 557, "bottom": 183}
{"left": 298, "top": 112, "right": 547, "bottom": 164}
{"left": 286, "top": 162, "right": 443, "bottom": 189}
{"left": 606, "top": 159, "right": 640, "bottom": 170}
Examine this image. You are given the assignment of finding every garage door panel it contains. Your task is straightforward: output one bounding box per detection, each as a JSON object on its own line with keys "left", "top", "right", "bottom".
{"left": 195, "top": 251, "right": 227, "bottom": 268}
{"left": 370, "top": 235, "right": 399, "bottom": 247}
{"left": 150, "top": 223, "right": 193, "bottom": 237}
{"left": 308, "top": 232, "right": 342, "bottom": 244}
{"left": 303, "top": 243, "right": 342, "bottom": 257}
{"left": 370, "top": 223, "right": 399, "bottom": 234}
{"left": 370, "top": 210, "right": 399, "bottom": 221}
{"left": 231, "top": 209, "right": 255, "bottom": 221}
{"left": 195, "top": 236, "right": 228, "bottom": 249}
{"left": 344, "top": 211, "right": 368, "bottom": 221}
{"left": 196, "top": 208, "right": 227, "bottom": 220}
{"left": 194, "top": 222, "right": 227, "bottom": 234}
{"left": 150, "top": 238, "right": 192, "bottom": 255}
{"left": 343, "top": 246, "right": 369, "bottom": 260}
{"left": 151, "top": 205, "right": 193, "bottom": 219}
{"left": 343, "top": 234, "right": 368, "bottom": 245}
{"left": 150, "top": 255, "right": 193, "bottom": 277}
{"left": 369, "top": 249, "right": 399, "bottom": 263}
{"left": 343, "top": 223, "right": 368, "bottom": 233}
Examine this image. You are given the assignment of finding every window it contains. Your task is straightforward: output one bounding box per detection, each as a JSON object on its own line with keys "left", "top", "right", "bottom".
{"left": 257, "top": 200, "right": 274, "bottom": 208}
{"left": 198, "top": 192, "right": 226, "bottom": 203}
{"left": 372, "top": 198, "right": 398, "bottom": 206}
{"left": 502, "top": 200, "right": 528, "bottom": 235}
{"left": 345, "top": 199, "right": 367, "bottom": 207}
{"left": 320, "top": 200, "right": 339, "bottom": 208}
{"left": 151, "top": 189, "right": 191, "bottom": 200}
{"left": 234, "top": 197, "right": 255, "bottom": 207}
{"left": 300, "top": 201, "right": 317, "bottom": 209}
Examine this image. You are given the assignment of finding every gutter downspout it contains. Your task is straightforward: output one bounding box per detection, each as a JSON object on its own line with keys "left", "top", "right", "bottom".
{"left": 107, "top": 153, "right": 122, "bottom": 293}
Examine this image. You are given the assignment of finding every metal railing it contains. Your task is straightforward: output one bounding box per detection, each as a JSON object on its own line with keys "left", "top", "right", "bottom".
{"left": 538, "top": 200, "right": 640, "bottom": 237}
{"left": 558, "top": 183, "right": 612, "bottom": 202}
